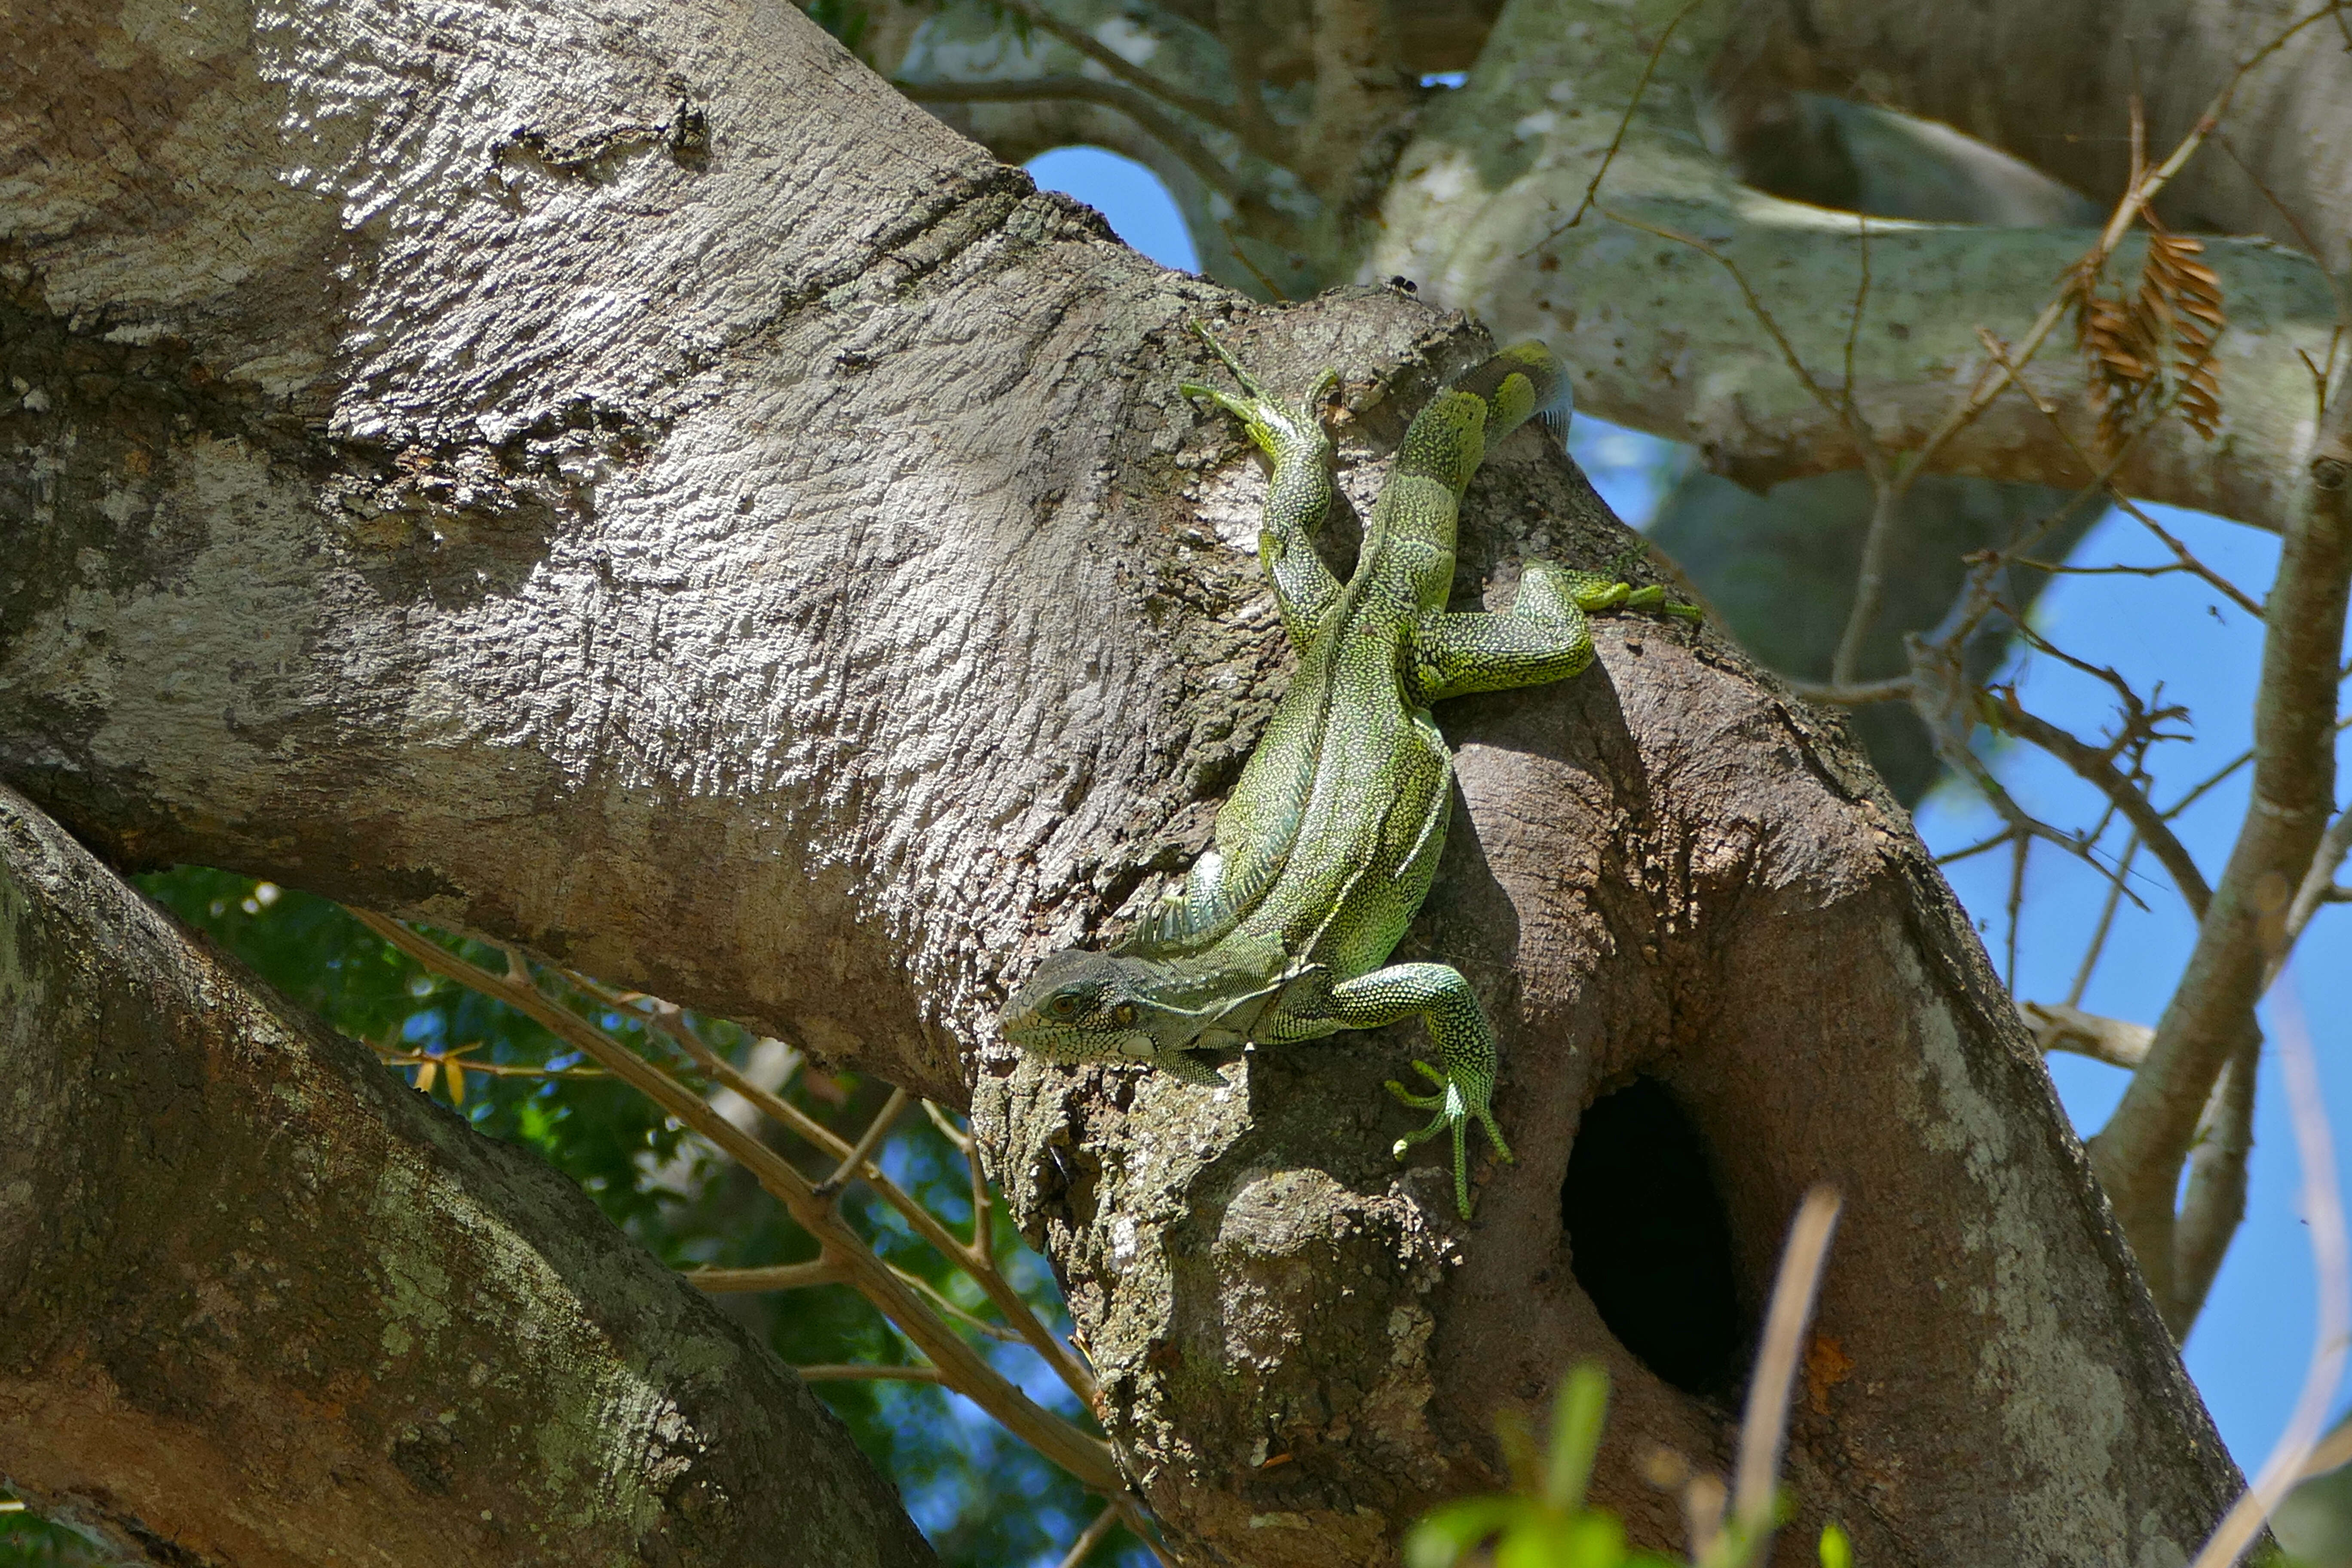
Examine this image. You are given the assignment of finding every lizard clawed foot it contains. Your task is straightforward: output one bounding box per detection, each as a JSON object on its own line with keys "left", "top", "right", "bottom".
{"left": 1385, "top": 1059, "right": 1514, "bottom": 1218}
{"left": 1623, "top": 584, "right": 1705, "bottom": 621}
{"left": 1179, "top": 323, "right": 1337, "bottom": 459}
{"left": 1595, "top": 545, "right": 1703, "bottom": 622}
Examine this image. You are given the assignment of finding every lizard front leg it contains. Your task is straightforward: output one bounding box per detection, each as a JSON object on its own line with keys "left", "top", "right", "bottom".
{"left": 1259, "top": 961, "right": 1512, "bottom": 1217}
{"left": 1407, "top": 561, "right": 1701, "bottom": 704}
{"left": 1180, "top": 327, "right": 1345, "bottom": 649}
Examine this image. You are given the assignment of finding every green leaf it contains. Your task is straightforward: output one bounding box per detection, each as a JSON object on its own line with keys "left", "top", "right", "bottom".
{"left": 1496, "top": 1517, "right": 1574, "bottom": 1568}
{"left": 1405, "top": 1498, "right": 1527, "bottom": 1568}
{"left": 1819, "top": 1522, "right": 1853, "bottom": 1568}
{"left": 1562, "top": 1511, "right": 1630, "bottom": 1568}
{"left": 1545, "top": 1363, "right": 1610, "bottom": 1512}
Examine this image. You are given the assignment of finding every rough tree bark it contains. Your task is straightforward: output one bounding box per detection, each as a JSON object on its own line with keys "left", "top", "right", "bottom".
{"left": 883, "top": 0, "right": 2348, "bottom": 799}
{"left": 0, "top": 786, "right": 936, "bottom": 1566}
{"left": 0, "top": 0, "right": 2252, "bottom": 1565}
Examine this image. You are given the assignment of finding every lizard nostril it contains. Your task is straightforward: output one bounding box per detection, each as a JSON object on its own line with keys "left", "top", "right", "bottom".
{"left": 1561, "top": 1076, "right": 1745, "bottom": 1397}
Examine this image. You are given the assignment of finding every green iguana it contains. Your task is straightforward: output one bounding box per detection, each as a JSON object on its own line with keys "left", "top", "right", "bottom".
{"left": 1001, "top": 327, "right": 1698, "bottom": 1217}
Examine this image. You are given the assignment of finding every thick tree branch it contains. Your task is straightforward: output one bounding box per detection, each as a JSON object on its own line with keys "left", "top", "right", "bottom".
{"left": 1712, "top": 0, "right": 2352, "bottom": 270}
{"left": 2021, "top": 1001, "right": 2155, "bottom": 1069}
{"left": 1364, "top": 0, "right": 2342, "bottom": 531}
{"left": 0, "top": 786, "right": 934, "bottom": 1568}
{"left": 1291, "top": 0, "right": 1417, "bottom": 199}
{"left": 898, "top": 77, "right": 1246, "bottom": 197}
{"left": 0, "top": 0, "right": 2258, "bottom": 1559}
{"left": 2089, "top": 392, "right": 2352, "bottom": 1314}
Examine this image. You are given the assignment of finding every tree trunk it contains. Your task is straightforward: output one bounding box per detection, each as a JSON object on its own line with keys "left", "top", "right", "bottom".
{"left": 0, "top": 0, "right": 2247, "bottom": 1564}
{"left": 0, "top": 785, "right": 936, "bottom": 1566}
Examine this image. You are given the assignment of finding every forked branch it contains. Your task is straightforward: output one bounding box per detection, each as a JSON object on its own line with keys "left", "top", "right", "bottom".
{"left": 346, "top": 909, "right": 1122, "bottom": 1492}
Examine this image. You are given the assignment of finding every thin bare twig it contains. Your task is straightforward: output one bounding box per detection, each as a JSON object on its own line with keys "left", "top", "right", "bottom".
{"left": 579, "top": 983, "right": 1110, "bottom": 1410}
{"left": 989, "top": 0, "right": 1245, "bottom": 136}
{"left": 1903, "top": 598, "right": 2101, "bottom": 867}
{"left": 1842, "top": 214, "right": 1872, "bottom": 425}
{"left": 1056, "top": 1505, "right": 1125, "bottom": 1568}
{"left": 373, "top": 1044, "right": 606, "bottom": 1081}
{"left": 689, "top": 1259, "right": 849, "bottom": 1292}
{"left": 2281, "top": 808, "right": 2352, "bottom": 962}
{"left": 1604, "top": 203, "right": 1910, "bottom": 693}
{"left": 2165, "top": 710, "right": 2352, "bottom": 823}
{"left": 2067, "top": 833, "right": 2142, "bottom": 1006}
{"left": 1979, "top": 323, "right": 2244, "bottom": 631}
{"left": 346, "top": 910, "right": 1121, "bottom": 1491}
{"left": 817, "top": 1085, "right": 910, "bottom": 1199}
{"left": 1989, "top": 698, "right": 2211, "bottom": 917}
{"left": 1725, "top": 1187, "right": 1843, "bottom": 1565}
{"left": 2004, "top": 830, "right": 2031, "bottom": 993}
{"left": 1528, "top": 0, "right": 1715, "bottom": 245}
{"left": 2214, "top": 131, "right": 2352, "bottom": 340}
{"left": 1834, "top": 479, "right": 1913, "bottom": 690}
{"left": 924, "top": 1097, "right": 975, "bottom": 1152}
{"left": 1599, "top": 209, "right": 1881, "bottom": 474}
{"left": 1838, "top": 308, "right": 2151, "bottom": 695}
{"left": 2113, "top": 496, "right": 2266, "bottom": 619}
{"left": 1934, "top": 825, "right": 2020, "bottom": 868}
{"left": 886, "top": 1263, "right": 1033, "bottom": 1344}
{"left": 2186, "top": 980, "right": 2348, "bottom": 1568}
{"left": 574, "top": 977, "right": 1104, "bottom": 1409}
{"left": 796, "top": 1363, "right": 952, "bottom": 1384}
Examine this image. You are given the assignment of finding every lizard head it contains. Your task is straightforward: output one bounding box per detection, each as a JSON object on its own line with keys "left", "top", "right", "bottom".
{"left": 998, "top": 948, "right": 1201, "bottom": 1066}
{"left": 1459, "top": 340, "right": 1572, "bottom": 445}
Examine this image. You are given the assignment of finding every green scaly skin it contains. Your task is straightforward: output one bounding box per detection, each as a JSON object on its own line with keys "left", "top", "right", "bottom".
{"left": 1001, "top": 327, "right": 1700, "bottom": 1217}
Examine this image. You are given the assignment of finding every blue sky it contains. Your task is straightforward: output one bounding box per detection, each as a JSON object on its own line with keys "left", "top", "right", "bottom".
{"left": 1025, "top": 144, "right": 2352, "bottom": 1474}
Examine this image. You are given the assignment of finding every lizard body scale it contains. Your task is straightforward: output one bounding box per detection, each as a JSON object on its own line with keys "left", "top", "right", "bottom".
{"left": 999, "top": 328, "right": 1697, "bottom": 1217}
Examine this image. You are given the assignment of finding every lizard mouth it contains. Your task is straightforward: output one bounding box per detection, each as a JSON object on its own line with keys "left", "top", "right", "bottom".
{"left": 998, "top": 1016, "right": 1158, "bottom": 1065}
{"left": 997, "top": 1017, "right": 1094, "bottom": 1060}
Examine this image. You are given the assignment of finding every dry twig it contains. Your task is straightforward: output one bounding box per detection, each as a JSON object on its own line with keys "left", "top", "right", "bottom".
{"left": 346, "top": 909, "right": 1122, "bottom": 1491}
{"left": 1529, "top": 0, "right": 1715, "bottom": 244}
{"left": 1716, "top": 1187, "right": 1842, "bottom": 1566}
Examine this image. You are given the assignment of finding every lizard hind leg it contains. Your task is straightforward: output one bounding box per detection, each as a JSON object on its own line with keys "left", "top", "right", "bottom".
{"left": 1264, "top": 960, "right": 1513, "bottom": 1217}
{"left": 1177, "top": 324, "right": 1337, "bottom": 467}
{"left": 1407, "top": 560, "right": 1703, "bottom": 705}
{"left": 1179, "top": 323, "right": 1347, "bottom": 648}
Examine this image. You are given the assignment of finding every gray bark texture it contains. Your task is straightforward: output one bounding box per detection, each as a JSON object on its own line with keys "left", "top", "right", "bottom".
{"left": 0, "top": 784, "right": 936, "bottom": 1566}
{"left": 0, "top": 0, "right": 2254, "bottom": 1564}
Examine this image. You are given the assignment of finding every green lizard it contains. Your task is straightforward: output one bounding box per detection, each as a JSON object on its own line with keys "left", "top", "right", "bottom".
{"left": 1001, "top": 327, "right": 1698, "bottom": 1217}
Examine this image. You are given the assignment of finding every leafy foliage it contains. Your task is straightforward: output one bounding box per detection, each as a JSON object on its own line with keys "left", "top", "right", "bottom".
{"left": 802, "top": 0, "right": 871, "bottom": 51}
{"left": 0, "top": 1504, "right": 121, "bottom": 1568}
{"left": 1404, "top": 1365, "right": 1852, "bottom": 1568}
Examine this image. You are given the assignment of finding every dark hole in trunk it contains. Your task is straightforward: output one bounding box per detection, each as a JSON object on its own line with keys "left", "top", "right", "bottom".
{"left": 1561, "top": 1076, "right": 1743, "bottom": 1396}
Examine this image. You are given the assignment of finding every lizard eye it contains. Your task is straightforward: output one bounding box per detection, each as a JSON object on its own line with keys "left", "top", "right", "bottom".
{"left": 1048, "top": 993, "right": 1079, "bottom": 1018}
{"left": 1112, "top": 1003, "right": 1140, "bottom": 1027}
